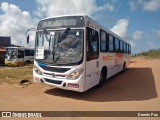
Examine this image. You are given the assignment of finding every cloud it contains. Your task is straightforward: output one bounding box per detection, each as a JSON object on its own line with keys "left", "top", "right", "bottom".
{"left": 133, "top": 31, "right": 143, "bottom": 40}
{"left": 157, "top": 30, "right": 160, "bottom": 38}
{"left": 110, "top": 18, "right": 129, "bottom": 39}
{"left": 143, "top": 0, "right": 160, "bottom": 11}
{"left": 129, "top": 0, "right": 160, "bottom": 12}
{"left": 0, "top": 2, "right": 38, "bottom": 46}
{"left": 138, "top": 0, "right": 160, "bottom": 11}
{"left": 96, "top": 3, "right": 114, "bottom": 12}
{"left": 129, "top": 1, "right": 137, "bottom": 11}
{"left": 34, "top": 0, "right": 115, "bottom": 17}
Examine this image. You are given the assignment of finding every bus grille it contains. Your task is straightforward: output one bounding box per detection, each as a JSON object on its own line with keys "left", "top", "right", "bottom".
{"left": 45, "top": 78, "right": 62, "bottom": 85}
{"left": 40, "top": 66, "right": 70, "bottom": 73}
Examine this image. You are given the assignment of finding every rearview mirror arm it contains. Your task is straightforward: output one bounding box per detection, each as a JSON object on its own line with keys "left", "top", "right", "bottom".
{"left": 26, "top": 28, "right": 37, "bottom": 44}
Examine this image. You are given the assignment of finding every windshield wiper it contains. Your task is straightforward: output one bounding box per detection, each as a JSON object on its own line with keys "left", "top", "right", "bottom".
{"left": 57, "top": 28, "right": 70, "bottom": 43}
{"left": 53, "top": 28, "right": 70, "bottom": 63}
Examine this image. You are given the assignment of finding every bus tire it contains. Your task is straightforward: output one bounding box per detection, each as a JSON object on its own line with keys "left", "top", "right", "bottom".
{"left": 25, "top": 60, "right": 30, "bottom": 66}
{"left": 97, "top": 70, "right": 107, "bottom": 88}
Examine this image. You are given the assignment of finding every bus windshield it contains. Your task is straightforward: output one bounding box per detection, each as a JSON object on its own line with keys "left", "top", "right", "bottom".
{"left": 35, "top": 29, "right": 84, "bottom": 65}
{"left": 5, "top": 48, "right": 17, "bottom": 60}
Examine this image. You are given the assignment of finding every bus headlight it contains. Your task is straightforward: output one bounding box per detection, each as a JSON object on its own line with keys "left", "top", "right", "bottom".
{"left": 34, "top": 65, "right": 42, "bottom": 75}
{"left": 67, "top": 69, "right": 84, "bottom": 80}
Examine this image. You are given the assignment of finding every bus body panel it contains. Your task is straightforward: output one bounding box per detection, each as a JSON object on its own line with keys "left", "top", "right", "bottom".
{"left": 99, "top": 52, "right": 115, "bottom": 79}
{"left": 85, "top": 59, "right": 100, "bottom": 91}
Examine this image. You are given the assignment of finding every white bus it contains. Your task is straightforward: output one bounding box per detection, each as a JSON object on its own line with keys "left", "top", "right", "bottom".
{"left": 5, "top": 47, "right": 34, "bottom": 66}
{"left": 27, "top": 15, "right": 131, "bottom": 92}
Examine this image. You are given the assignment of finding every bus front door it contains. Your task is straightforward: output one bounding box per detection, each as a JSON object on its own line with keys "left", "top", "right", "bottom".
{"left": 85, "top": 27, "right": 99, "bottom": 91}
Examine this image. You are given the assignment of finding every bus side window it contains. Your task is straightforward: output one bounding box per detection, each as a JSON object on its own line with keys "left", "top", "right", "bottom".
{"left": 129, "top": 45, "right": 131, "bottom": 54}
{"left": 124, "top": 43, "right": 126, "bottom": 54}
{"left": 100, "top": 30, "right": 107, "bottom": 52}
{"left": 87, "top": 27, "right": 99, "bottom": 61}
{"left": 120, "top": 40, "right": 123, "bottom": 53}
{"left": 128, "top": 44, "right": 130, "bottom": 54}
{"left": 126, "top": 44, "right": 128, "bottom": 54}
{"left": 25, "top": 50, "right": 34, "bottom": 56}
{"left": 18, "top": 50, "right": 24, "bottom": 58}
{"left": 108, "top": 34, "right": 114, "bottom": 52}
{"left": 115, "top": 38, "right": 119, "bottom": 53}
{"left": 121, "top": 41, "right": 124, "bottom": 53}
{"left": 31, "top": 50, "right": 34, "bottom": 56}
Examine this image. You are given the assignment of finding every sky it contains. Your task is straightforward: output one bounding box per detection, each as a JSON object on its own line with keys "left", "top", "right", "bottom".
{"left": 0, "top": 0, "right": 160, "bottom": 54}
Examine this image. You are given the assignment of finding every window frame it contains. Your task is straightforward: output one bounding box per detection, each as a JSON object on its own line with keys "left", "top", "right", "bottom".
{"left": 86, "top": 27, "right": 99, "bottom": 61}
{"left": 18, "top": 49, "right": 24, "bottom": 58}
{"left": 120, "top": 40, "right": 124, "bottom": 53}
{"left": 126, "top": 43, "right": 128, "bottom": 54}
{"left": 108, "top": 34, "right": 114, "bottom": 53}
{"left": 129, "top": 45, "right": 131, "bottom": 54}
{"left": 100, "top": 29, "right": 108, "bottom": 52}
{"left": 114, "top": 37, "right": 119, "bottom": 53}
{"left": 25, "top": 50, "right": 34, "bottom": 56}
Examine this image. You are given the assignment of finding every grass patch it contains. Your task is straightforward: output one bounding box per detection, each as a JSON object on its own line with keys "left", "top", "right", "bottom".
{"left": 0, "top": 64, "right": 33, "bottom": 84}
{"left": 138, "top": 49, "right": 160, "bottom": 58}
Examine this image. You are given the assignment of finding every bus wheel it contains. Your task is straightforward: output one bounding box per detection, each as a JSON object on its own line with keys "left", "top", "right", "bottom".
{"left": 25, "top": 60, "right": 30, "bottom": 66}
{"left": 97, "top": 71, "right": 106, "bottom": 87}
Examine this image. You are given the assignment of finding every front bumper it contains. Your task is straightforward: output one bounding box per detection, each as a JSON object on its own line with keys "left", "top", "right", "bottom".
{"left": 33, "top": 70, "right": 85, "bottom": 92}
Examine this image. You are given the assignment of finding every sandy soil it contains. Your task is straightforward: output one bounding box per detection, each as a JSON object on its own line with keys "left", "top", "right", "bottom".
{"left": 0, "top": 57, "right": 160, "bottom": 120}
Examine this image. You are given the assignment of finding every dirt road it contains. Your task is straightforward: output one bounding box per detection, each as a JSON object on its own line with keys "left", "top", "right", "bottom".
{"left": 0, "top": 57, "right": 160, "bottom": 119}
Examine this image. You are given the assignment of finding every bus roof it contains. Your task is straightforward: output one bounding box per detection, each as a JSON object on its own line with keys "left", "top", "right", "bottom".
{"left": 40, "top": 14, "right": 87, "bottom": 21}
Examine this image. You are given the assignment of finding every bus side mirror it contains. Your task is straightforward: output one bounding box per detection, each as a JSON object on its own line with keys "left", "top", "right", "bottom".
{"left": 26, "top": 28, "right": 36, "bottom": 44}
{"left": 27, "top": 35, "right": 29, "bottom": 44}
